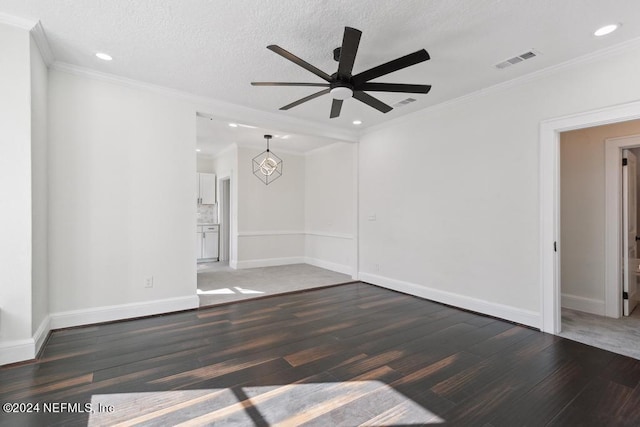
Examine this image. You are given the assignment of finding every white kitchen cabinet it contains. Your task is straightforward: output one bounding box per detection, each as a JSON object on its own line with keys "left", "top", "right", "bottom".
{"left": 197, "top": 173, "right": 216, "bottom": 205}
{"left": 203, "top": 226, "right": 219, "bottom": 259}
{"left": 196, "top": 225, "right": 219, "bottom": 260}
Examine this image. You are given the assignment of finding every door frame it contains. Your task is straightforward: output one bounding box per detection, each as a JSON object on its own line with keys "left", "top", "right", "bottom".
{"left": 218, "top": 176, "right": 231, "bottom": 262}
{"left": 540, "top": 100, "right": 640, "bottom": 334}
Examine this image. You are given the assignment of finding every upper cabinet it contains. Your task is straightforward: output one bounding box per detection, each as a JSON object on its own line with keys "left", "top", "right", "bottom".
{"left": 197, "top": 173, "right": 216, "bottom": 205}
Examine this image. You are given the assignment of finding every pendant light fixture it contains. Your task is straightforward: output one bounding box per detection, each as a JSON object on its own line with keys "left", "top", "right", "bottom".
{"left": 252, "top": 135, "right": 282, "bottom": 185}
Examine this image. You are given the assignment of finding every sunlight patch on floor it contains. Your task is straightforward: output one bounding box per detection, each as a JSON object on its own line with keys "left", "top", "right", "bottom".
{"left": 88, "top": 381, "right": 444, "bottom": 426}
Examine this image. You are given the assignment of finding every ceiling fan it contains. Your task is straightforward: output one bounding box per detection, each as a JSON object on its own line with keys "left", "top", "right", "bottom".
{"left": 251, "top": 27, "right": 431, "bottom": 119}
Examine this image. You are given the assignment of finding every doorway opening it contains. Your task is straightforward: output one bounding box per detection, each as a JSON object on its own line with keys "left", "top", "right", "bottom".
{"left": 540, "top": 100, "right": 640, "bottom": 335}
{"left": 560, "top": 127, "right": 640, "bottom": 320}
{"left": 544, "top": 109, "right": 640, "bottom": 358}
{"left": 560, "top": 129, "right": 640, "bottom": 359}
{"left": 219, "top": 177, "right": 231, "bottom": 263}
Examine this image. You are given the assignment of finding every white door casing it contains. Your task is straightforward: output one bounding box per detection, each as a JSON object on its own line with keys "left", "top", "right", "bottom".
{"left": 623, "top": 150, "right": 639, "bottom": 315}
{"left": 220, "top": 178, "right": 230, "bottom": 262}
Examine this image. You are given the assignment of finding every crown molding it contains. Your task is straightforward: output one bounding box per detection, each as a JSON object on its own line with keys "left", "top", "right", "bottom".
{"left": 304, "top": 140, "right": 353, "bottom": 157}
{"left": 30, "top": 21, "right": 54, "bottom": 66}
{"left": 361, "top": 35, "right": 640, "bottom": 137}
{"left": 50, "top": 61, "right": 359, "bottom": 143}
{"left": 0, "top": 13, "right": 55, "bottom": 66}
{"left": 0, "top": 11, "right": 37, "bottom": 30}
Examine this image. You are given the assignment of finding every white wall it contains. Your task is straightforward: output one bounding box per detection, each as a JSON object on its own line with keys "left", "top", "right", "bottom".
{"left": 560, "top": 120, "right": 640, "bottom": 314}
{"left": 30, "top": 34, "right": 49, "bottom": 336}
{"left": 196, "top": 155, "right": 214, "bottom": 173}
{"left": 305, "top": 143, "right": 357, "bottom": 275}
{"left": 210, "top": 142, "right": 357, "bottom": 272}
{"left": 236, "top": 146, "right": 305, "bottom": 267}
{"left": 359, "top": 42, "right": 640, "bottom": 328}
{"left": 0, "top": 24, "right": 32, "bottom": 348}
{"left": 47, "top": 70, "right": 198, "bottom": 318}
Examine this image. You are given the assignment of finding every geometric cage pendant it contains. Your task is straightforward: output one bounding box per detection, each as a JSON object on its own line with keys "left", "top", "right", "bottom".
{"left": 252, "top": 134, "right": 283, "bottom": 185}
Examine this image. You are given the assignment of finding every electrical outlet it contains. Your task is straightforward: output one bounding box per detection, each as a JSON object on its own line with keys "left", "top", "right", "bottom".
{"left": 374, "top": 263, "right": 380, "bottom": 272}
{"left": 368, "top": 214, "right": 376, "bottom": 221}
{"left": 145, "top": 276, "right": 154, "bottom": 288}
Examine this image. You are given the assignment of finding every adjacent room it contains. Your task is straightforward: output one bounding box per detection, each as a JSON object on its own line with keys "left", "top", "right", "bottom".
{"left": 4, "top": 1, "right": 640, "bottom": 425}
{"left": 560, "top": 119, "right": 640, "bottom": 359}
{"left": 194, "top": 114, "right": 355, "bottom": 306}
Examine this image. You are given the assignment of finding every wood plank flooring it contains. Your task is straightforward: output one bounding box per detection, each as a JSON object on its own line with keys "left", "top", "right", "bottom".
{"left": 2, "top": 282, "right": 640, "bottom": 426}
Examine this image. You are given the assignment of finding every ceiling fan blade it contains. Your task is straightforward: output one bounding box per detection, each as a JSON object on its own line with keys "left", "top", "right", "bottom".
{"left": 351, "top": 49, "right": 430, "bottom": 86}
{"left": 355, "top": 82, "right": 431, "bottom": 93}
{"left": 337, "top": 27, "right": 362, "bottom": 79}
{"left": 330, "top": 99, "right": 343, "bottom": 118}
{"left": 251, "top": 82, "right": 330, "bottom": 87}
{"left": 353, "top": 91, "right": 393, "bottom": 113}
{"left": 280, "top": 88, "right": 330, "bottom": 110}
{"left": 267, "top": 45, "right": 332, "bottom": 82}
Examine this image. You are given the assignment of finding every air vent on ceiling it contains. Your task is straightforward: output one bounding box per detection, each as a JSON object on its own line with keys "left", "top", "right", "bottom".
{"left": 392, "top": 97, "right": 417, "bottom": 108}
{"left": 494, "top": 49, "right": 540, "bottom": 69}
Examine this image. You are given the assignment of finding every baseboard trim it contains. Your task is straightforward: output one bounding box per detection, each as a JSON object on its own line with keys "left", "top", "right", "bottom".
{"left": 305, "top": 257, "right": 352, "bottom": 276}
{"left": 561, "top": 293, "right": 605, "bottom": 315}
{"left": 0, "top": 315, "right": 53, "bottom": 366}
{"left": 49, "top": 295, "right": 199, "bottom": 330}
{"left": 0, "top": 338, "right": 35, "bottom": 366}
{"left": 33, "top": 315, "right": 51, "bottom": 356}
{"left": 359, "top": 272, "right": 541, "bottom": 329}
{"left": 235, "top": 257, "right": 306, "bottom": 269}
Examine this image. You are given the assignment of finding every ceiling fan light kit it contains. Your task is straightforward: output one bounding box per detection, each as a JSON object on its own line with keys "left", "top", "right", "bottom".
{"left": 252, "top": 27, "right": 431, "bottom": 119}
{"left": 253, "top": 135, "right": 283, "bottom": 185}
{"left": 330, "top": 86, "right": 353, "bottom": 100}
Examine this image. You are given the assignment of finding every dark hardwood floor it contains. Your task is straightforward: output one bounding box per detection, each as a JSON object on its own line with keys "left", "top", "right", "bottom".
{"left": 2, "top": 282, "right": 640, "bottom": 426}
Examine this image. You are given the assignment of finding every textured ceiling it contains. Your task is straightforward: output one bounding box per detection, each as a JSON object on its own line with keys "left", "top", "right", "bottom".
{"left": 2, "top": 0, "right": 640, "bottom": 133}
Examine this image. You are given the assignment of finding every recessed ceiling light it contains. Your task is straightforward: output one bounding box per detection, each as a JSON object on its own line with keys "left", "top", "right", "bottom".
{"left": 95, "top": 52, "right": 112, "bottom": 61}
{"left": 196, "top": 149, "right": 201, "bottom": 152}
{"left": 353, "top": 120, "right": 362, "bottom": 125}
{"left": 228, "top": 123, "right": 238, "bottom": 127}
{"left": 594, "top": 24, "right": 620, "bottom": 37}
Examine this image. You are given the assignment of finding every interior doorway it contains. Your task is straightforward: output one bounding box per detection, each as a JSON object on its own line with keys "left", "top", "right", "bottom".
{"left": 540, "top": 100, "right": 640, "bottom": 335}
{"left": 554, "top": 123, "right": 640, "bottom": 359}
{"left": 559, "top": 127, "right": 640, "bottom": 322}
{"left": 219, "top": 177, "right": 231, "bottom": 262}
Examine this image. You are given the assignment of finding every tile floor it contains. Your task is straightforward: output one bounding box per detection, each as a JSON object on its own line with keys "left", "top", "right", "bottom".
{"left": 197, "top": 262, "right": 353, "bottom": 307}
{"left": 560, "top": 307, "right": 640, "bottom": 359}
